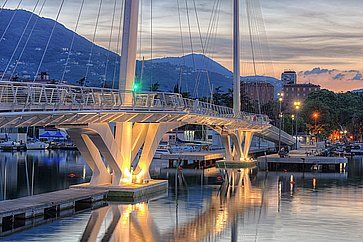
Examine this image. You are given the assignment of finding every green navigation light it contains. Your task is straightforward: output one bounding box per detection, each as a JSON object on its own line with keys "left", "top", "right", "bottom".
{"left": 133, "top": 82, "right": 141, "bottom": 92}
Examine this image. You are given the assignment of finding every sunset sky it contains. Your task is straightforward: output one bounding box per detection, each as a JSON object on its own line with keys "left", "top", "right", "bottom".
{"left": 4, "top": 0, "right": 363, "bottom": 92}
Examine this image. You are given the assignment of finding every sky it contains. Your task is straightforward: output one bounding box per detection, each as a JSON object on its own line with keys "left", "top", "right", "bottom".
{"left": 3, "top": 0, "right": 363, "bottom": 92}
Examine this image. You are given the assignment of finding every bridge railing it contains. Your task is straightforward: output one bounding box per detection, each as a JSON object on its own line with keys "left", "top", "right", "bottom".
{"left": 0, "top": 81, "right": 269, "bottom": 124}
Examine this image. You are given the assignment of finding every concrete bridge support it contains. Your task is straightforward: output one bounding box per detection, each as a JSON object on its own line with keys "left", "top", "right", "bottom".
{"left": 67, "top": 129, "right": 111, "bottom": 186}
{"left": 133, "top": 122, "right": 180, "bottom": 182}
{"left": 221, "top": 130, "right": 254, "bottom": 162}
{"left": 66, "top": 122, "right": 180, "bottom": 186}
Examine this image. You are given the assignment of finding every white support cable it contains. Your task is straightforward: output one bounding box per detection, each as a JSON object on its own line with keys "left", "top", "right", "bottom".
{"left": 184, "top": 0, "right": 196, "bottom": 69}
{"left": 191, "top": 0, "right": 213, "bottom": 102}
{"left": 150, "top": 0, "right": 153, "bottom": 90}
{"left": 138, "top": 0, "right": 144, "bottom": 87}
{"left": 102, "top": 0, "right": 118, "bottom": 88}
{"left": 176, "top": 0, "right": 186, "bottom": 93}
{"left": 0, "top": 0, "right": 9, "bottom": 13}
{"left": 0, "top": 0, "right": 23, "bottom": 45}
{"left": 246, "top": 0, "right": 262, "bottom": 114}
{"left": 254, "top": 0, "right": 275, "bottom": 77}
{"left": 205, "top": 0, "right": 222, "bottom": 103}
{"left": 184, "top": 0, "right": 199, "bottom": 98}
{"left": 112, "top": 0, "right": 124, "bottom": 89}
{"left": 138, "top": 0, "right": 143, "bottom": 60}
{"left": 204, "top": 0, "right": 220, "bottom": 54}
{"left": 84, "top": 0, "right": 104, "bottom": 86}
{"left": 1, "top": 0, "right": 8, "bottom": 8}
{"left": 1, "top": 0, "right": 41, "bottom": 82}
{"left": 60, "top": 0, "right": 86, "bottom": 83}
{"left": 208, "top": 0, "right": 222, "bottom": 61}
{"left": 9, "top": 0, "right": 47, "bottom": 81}
{"left": 33, "top": 0, "right": 66, "bottom": 83}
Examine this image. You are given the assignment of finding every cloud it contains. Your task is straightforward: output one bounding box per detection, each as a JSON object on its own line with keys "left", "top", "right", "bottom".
{"left": 302, "top": 68, "right": 333, "bottom": 75}
{"left": 353, "top": 73, "right": 362, "bottom": 81}
{"left": 333, "top": 73, "right": 345, "bottom": 80}
{"left": 299, "top": 67, "right": 363, "bottom": 92}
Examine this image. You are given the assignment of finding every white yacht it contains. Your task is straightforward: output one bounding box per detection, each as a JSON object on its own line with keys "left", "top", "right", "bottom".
{"left": 0, "top": 141, "right": 23, "bottom": 151}
{"left": 26, "top": 141, "right": 49, "bottom": 150}
{"left": 350, "top": 143, "right": 363, "bottom": 156}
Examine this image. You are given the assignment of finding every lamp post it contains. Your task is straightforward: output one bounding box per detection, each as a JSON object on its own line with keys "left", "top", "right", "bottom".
{"left": 278, "top": 92, "right": 284, "bottom": 152}
{"left": 312, "top": 112, "right": 319, "bottom": 142}
{"left": 291, "top": 114, "right": 295, "bottom": 136}
{"left": 294, "top": 101, "right": 301, "bottom": 150}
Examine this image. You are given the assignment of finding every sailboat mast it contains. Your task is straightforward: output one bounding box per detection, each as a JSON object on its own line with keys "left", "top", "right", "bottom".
{"left": 233, "top": 0, "right": 241, "bottom": 115}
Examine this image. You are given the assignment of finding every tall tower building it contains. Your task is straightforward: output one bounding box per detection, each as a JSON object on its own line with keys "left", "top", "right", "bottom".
{"left": 281, "top": 70, "right": 297, "bottom": 85}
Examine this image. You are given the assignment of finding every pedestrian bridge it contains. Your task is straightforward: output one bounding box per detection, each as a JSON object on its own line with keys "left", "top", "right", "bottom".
{"left": 0, "top": 81, "right": 294, "bottom": 185}
{"left": 0, "top": 81, "right": 268, "bottom": 130}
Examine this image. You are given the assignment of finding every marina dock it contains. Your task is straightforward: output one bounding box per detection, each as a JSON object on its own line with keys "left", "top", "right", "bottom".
{"left": 0, "top": 189, "right": 107, "bottom": 235}
{"left": 162, "top": 147, "right": 275, "bottom": 169}
{"left": 0, "top": 180, "right": 168, "bottom": 235}
{"left": 257, "top": 149, "right": 348, "bottom": 171}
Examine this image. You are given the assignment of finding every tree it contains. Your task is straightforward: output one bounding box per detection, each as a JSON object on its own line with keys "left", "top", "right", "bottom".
{"left": 150, "top": 82, "right": 160, "bottom": 92}
{"left": 301, "top": 89, "right": 363, "bottom": 140}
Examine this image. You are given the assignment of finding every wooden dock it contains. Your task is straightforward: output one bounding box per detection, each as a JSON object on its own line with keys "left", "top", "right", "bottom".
{"left": 0, "top": 188, "right": 107, "bottom": 234}
{"left": 0, "top": 180, "right": 169, "bottom": 236}
{"left": 257, "top": 151, "right": 348, "bottom": 172}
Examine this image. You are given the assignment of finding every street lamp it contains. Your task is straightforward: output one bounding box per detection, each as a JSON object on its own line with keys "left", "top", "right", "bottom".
{"left": 291, "top": 114, "right": 295, "bottom": 135}
{"left": 278, "top": 92, "right": 284, "bottom": 152}
{"left": 312, "top": 112, "right": 319, "bottom": 142}
{"left": 293, "top": 101, "right": 301, "bottom": 150}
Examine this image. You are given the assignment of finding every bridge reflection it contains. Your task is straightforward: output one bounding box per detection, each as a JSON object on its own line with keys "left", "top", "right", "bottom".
{"left": 80, "top": 170, "right": 264, "bottom": 242}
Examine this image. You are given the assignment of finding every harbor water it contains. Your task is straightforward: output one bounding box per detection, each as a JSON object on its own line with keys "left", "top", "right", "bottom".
{"left": 1, "top": 150, "right": 363, "bottom": 241}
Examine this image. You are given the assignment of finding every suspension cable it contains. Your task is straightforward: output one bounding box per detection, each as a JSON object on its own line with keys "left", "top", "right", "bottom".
{"left": 0, "top": 0, "right": 23, "bottom": 45}
{"left": 1, "top": 0, "right": 40, "bottom": 81}
{"left": 0, "top": 0, "right": 8, "bottom": 9}
{"left": 60, "top": 0, "right": 85, "bottom": 83}
{"left": 184, "top": 0, "right": 199, "bottom": 98}
{"left": 102, "top": 0, "right": 118, "bottom": 88}
{"left": 191, "top": 0, "right": 213, "bottom": 102}
{"left": 184, "top": 0, "right": 196, "bottom": 69}
{"left": 112, "top": 0, "right": 124, "bottom": 89}
{"left": 138, "top": 0, "right": 143, "bottom": 60}
{"left": 150, "top": 0, "right": 153, "bottom": 90}
{"left": 246, "top": 0, "right": 261, "bottom": 114}
{"left": 33, "top": 0, "right": 66, "bottom": 82}
{"left": 0, "top": 0, "right": 9, "bottom": 16}
{"left": 176, "top": 0, "right": 186, "bottom": 93}
{"left": 84, "top": 0, "right": 104, "bottom": 86}
{"left": 9, "top": 0, "right": 47, "bottom": 81}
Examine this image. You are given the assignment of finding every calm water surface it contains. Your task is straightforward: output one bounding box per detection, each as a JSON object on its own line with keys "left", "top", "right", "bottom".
{"left": 1, "top": 150, "right": 363, "bottom": 241}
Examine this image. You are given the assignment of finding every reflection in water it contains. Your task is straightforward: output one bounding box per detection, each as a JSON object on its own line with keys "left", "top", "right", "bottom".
{"left": 3, "top": 154, "right": 363, "bottom": 241}
{"left": 81, "top": 203, "right": 161, "bottom": 242}
{"left": 0, "top": 150, "right": 90, "bottom": 201}
{"left": 79, "top": 170, "right": 263, "bottom": 242}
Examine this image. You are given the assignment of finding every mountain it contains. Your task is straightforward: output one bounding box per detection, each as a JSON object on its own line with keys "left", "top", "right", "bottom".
{"left": 0, "top": 9, "right": 119, "bottom": 86}
{"left": 0, "top": 9, "right": 281, "bottom": 97}
{"left": 152, "top": 54, "right": 232, "bottom": 77}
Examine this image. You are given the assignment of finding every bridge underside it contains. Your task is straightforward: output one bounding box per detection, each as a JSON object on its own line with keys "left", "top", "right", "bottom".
{"left": 0, "top": 110, "right": 293, "bottom": 185}
{"left": 0, "top": 82, "right": 294, "bottom": 186}
{"left": 0, "top": 110, "right": 268, "bottom": 132}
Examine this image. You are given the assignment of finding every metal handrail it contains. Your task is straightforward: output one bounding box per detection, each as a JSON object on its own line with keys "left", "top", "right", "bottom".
{"left": 0, "top": 81, "right": 269, "bottom": 124}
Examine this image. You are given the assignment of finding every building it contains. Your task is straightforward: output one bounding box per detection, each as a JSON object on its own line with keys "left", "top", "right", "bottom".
{"left": 241, "top": 82, "right": 275, "bottom": 106}
{"left": 283, "top": 83, "right": 320, "bottom": 109}
{"left": 35, "top": 72, "right": 50, "bottom": 83}
{"left": 281, "top": 70, "right": 297, "bottom": 85}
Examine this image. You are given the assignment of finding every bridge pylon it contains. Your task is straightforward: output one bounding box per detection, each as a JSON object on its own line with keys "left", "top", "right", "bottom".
{"left": 221, "top": 130, "right": 254, "bottom": 163}
{"left": 65, "top": 122, "right": 180, "bottom": 186}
